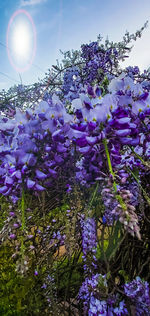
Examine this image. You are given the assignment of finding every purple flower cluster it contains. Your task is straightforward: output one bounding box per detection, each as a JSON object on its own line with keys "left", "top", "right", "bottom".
{"left": 62, "top": 66, "right": 82, "bottom": 100}
{"left": 79, "top": 274, "right": 150, "bottom": 315}
{"left": 113, "top": 300, "right": 128, "bottom": 316}
{"left": 78, "top": 273, "right": 107, "bottom": 314}
{"left": 89, "top": 296, "right": 128, "bottom": 316}
{"left": 0, "top": 73, "right": 150, "bottom": 239}
{"left": 89, "top": 296, "right": 108, "bottom": 316}
{"left": 41, "top": 274, "right": 57, "bottom": 307}
{"left": 81, "top": 41, "right": 118, "bottom": 84}
{"left": 81, "top": 217, "right": 97, "bottom": 272}
{"left": 126, "top": 66, "right": 140, "bottom": 79}
{"left": 102, "top": 187, "right": 118, "bottom": 225}
{"left": 113, "top": 188, "right": 141, "bottom": 239}
{"left": 123, "top": 180, "right": 141, "bottom": 207}
{"left": 102, "top": 182, "right": 141, "bottom": 239}
{"left": 78, "top": 273, "right": 128, "bottom": 315}
{"left": 70, "top": 74, "right": 150, "bottom": 189}
{"left": 124, "top": 277, "right": 150, "bottom": 315}
{"left": 0, "top": 98, "right": 74, "bottom": 202}
{"left": 52, "top": 230, "right": 66, "bottom": 246}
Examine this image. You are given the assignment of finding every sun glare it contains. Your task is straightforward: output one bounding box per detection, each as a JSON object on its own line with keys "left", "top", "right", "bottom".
{"left": 13, "top": 23, "right": 30, "bottom": 58}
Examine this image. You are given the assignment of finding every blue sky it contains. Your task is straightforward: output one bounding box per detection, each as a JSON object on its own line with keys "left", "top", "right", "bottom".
{"left": 1, "top": 0, "right": 150, "bottom": 91}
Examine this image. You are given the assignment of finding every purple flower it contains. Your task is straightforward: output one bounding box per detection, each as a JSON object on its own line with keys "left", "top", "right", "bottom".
{"left": 35, "top": 100, "right": 50, "bottom": 117}
{"left": 0, "top": 186, "right": 8, "bottom": 194}
{"left": 9, "top": 234, "right": 16, "bottom": 239}
{"left": 5, "top": 176, "right": 14, "bottom": 186}
{"left": 124, "top": 277, "right": 150, "bottom": 315}
{"left": 12, "top": 170, "right": 22, "bottom": 180}
{"left": 27, "top": 235, "right": 34, "bottom": 239}
{"left": 66, "top": 184, "right": 72, "bottom": 193}
{"left": 13, "top": 223, "right": 19, "bottom": 228}
{"left": 36, "top": 170, "right": 47, "bottom": 180}
{"left": 41, "top": 283, "right": 47, "bottom": 289}
{"left": 115, "top": 129, "right": 131, "bottom": 137}
{"left": 48, "top": 168, "right": 57, "bottom": 178}
{"left": 35, "top": 184, "right": 45, "bottom": 191}
{"left": 113, "top": 301, "right": 128, "bottom": 315}
{"left": 27, "top": 179, "right": 35, "bottom": 189}
{"left": 34, "top": 270, "right": 38, "bottom": 276}
{"left": 9, "top": 212, "right": 15, "bottom": 217}
{"left": 57, "top": 143, "right": 67, "bottom": 153}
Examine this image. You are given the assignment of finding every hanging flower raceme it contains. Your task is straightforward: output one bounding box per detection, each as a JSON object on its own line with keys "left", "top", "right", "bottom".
{"left": 80, "top": 217, "right": 97, "bottom": 272}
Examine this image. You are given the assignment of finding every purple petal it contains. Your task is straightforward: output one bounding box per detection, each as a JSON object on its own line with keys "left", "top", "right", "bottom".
{"left": 87, "top": 85, "right": 95, "bottom": 97}
{"left": 34, "top": 270, "right": 38, "bottom": 276}
{"left": 86, "top": 136, "right": 98, "bottom": 145}
{"left": 52, "top": 130, "right": 65, "bottom": 142}
{"left": 121, "top": 136, "right": 139, "bottom": 146}
{"left": 88, "top": 121, "right": 97, "bottom": 131}
{"left": 76, "top": 137, "right": 88, "bottom": 147}
{"left": 35, "top": 184, "right": 45, "bottom": 191}
{"left": 54, "top": 154, "right": 64, "bottom": 164}
{"left": 9, "top": 212, "right": 15, "bottom": 217}
{"left": 13, "top": 223, "right": 19, "bottom": 228}
{"left": 45, "top": 146, "right": 51, "bottom": 153}
{"left": 5, "top": 176, "right": 14, "bottom": 185}
{"left": 3, "top": 188, "right": 12, "bottom": 196}
{"left": 116, "top": 117, "right": 131, "bottom": 124}
{"left": 12, "top": 170, "right": 21, "bottom": 179}
{"left": 0, "top": 186, "right": 8, "bottom": 193}
{"left": 36, "top": 170, "right": 47, "bottom": 180}
{"left": 27, "top": 179, "right": 35, "bottom": 189}
{"left": 138, "top": 92, "right": 149, "bottom": 100}
{"left": 9, "top": 234, "right": 16, "bottom": 239}
{"left": 57, "top": 144, "right": 67, "bottom": 153}
{"left": 48, "top": 168, "right": 57, "bottom": 177}
{"left": 116, "top": 129, "right": 131, "bottom": 137}
{"left": 95, "top": 86, "right": 102, "bottom": 97}
{"left": 75, "top": 109, "right": 83, "bottom": 119}
{"left": 71, "top": 123, "right": 87, "bottom": 132}
{"left": 83, "top": 100, "right": 92, "bottom": 110}
{"left": 21, "top": 165, "right": 28, "bottom": 174}
{"left": 79, "top": 146, "right": 91, "bottom": 154}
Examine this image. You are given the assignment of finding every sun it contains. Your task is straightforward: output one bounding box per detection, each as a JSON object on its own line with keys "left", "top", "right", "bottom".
{"left": 12, "top": 22, "right": 30, "bottom": 59}
{"left": 6, "top": 9, "right": 36, "bottom": 72}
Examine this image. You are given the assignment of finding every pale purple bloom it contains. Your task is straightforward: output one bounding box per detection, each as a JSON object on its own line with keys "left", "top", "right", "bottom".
{"left": 36, "top": 170, "right": 47, "bottom": 180}
{"left": 27, "top": 179, "right": 35, "bottom": 189}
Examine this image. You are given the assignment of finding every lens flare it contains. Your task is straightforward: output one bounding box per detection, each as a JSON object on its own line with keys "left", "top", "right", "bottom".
{"left": 6, "top": 9, "right": 36, "bottom": 73}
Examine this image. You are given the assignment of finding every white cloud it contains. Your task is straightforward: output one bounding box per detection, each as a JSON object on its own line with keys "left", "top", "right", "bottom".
{"left": 20, "top": 0, "right": 47, "bottom": 7}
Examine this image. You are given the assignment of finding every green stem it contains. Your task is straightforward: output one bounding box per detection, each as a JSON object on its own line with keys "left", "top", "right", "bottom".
{"left": 103, "top": 138, "right": 126, "bottom": 210}
{"left": 103, "top": 139, "right": 114, "bottom": 176}
{"left": 103, "top": 138, "right": 117, "bottom": 193}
